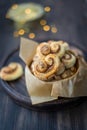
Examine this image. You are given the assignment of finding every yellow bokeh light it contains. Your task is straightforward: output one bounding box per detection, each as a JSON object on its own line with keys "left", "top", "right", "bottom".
{"left": 25, "top": 8, "right": 31, "bottom": 14}
{"left": 43, "top": 25, "right": 50, "bottom": 31}
{"left": 44, "top": 6, "right": 51, "bottom": 12}
{"left": 11, "top": 4, "right": 18, "bottom": 10}
{"left": 40, "top": 19, "right": 47, "bottom": 26}
{"left": 28, "top": 33, "right": 36, "bottom": 39}
{"left": 18, "top": 29, "right": 25, "bottom": 35}
{"left": 51, "top": 26, "right": 58, "bottom": 33}
{"left": 13, "top": 31, "right": 19, "bottom": 37}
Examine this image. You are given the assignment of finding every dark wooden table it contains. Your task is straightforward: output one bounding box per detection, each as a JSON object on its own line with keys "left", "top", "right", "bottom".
{"left": 0, "top": 0, "right": 87, "bottom": 130}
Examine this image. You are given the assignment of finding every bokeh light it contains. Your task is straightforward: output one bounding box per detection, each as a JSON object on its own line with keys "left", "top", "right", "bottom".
{"left": 18, "top": 29, "right": 25, "bottom": 35}
{"left": 44, "top": 6, "right": 51, "bottom": 12}
{"left": 51, "top": 26, "right": 58, "bottom": 33}
{"left": 28, "top": 33, "right": 36, "bottom": 39}
{"left": 40, "top": 19, "right": 47, "bottom": 26}
{"left": 43, "top": 25, "right": 50, "bottom": 31}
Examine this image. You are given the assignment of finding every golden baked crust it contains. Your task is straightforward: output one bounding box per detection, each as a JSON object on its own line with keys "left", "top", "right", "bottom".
{"left": 0, "top": 62, "right": 23, "bottom": 81}
{"left": 30, "top": 40, "right": 77, "bottom": 81}
{"left": 32, "top": 54, "right": 60, "bottom": 80}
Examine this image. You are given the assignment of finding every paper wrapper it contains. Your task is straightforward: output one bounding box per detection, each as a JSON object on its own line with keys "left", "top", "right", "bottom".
{"left": 20, "top": 37, "right": 87, "bottom": 104}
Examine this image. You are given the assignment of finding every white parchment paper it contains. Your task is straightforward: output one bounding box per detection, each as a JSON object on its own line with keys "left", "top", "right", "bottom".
{"left": 20, "top": 37, "right": 87, "bottom": 104}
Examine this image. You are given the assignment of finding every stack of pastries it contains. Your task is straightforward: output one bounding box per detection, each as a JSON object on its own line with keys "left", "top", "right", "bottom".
{"left": 30, "top": 40, "right": 78, "bottom": 81}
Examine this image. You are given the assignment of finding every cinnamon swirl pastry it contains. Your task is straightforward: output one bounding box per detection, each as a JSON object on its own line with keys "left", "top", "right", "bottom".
{"left": 48, "top": 40, "right": 69, "bottom": 49}
{"left": 32, "top": 54, "right": 60, "bottom": 81}
{"left": 0, "top": 62, "right": 23, "bottom": 81}
{"left": 50, "top": 41, "right": 69, "bottom": 58}
{"left": 30, "top": 40, "right": 78, "bottom": 81}
{"left": 62, "top": 51, "right": 76, "bottom": 69}
{"left": 36, "top": 42, "right": 51, "bottom": 60}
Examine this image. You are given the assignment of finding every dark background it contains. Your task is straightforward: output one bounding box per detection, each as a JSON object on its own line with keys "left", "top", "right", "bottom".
{"left": 0, "top": 0, "right": 87, "bottom": 130}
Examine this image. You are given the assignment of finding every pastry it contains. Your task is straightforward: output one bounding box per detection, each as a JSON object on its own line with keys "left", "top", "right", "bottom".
{"left": 32, "top": 54, "right": 60, "bottom": 80}
{"left": 50, "top": 41, "right": 69, "bottom": 58}
{"left": 0, "top": 62, "right": 23, "bottom": 81}
{"left": 30, "top": 40, "right": 77, "bottom": 81}
{"left": 36, "top": 42, "right": 51, "bottom": 60}
{"left": 62, "top": 51, "right": 76, "bottom": 69}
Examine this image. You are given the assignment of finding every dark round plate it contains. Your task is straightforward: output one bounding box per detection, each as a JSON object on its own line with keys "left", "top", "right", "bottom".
{"left": 0, "top": 46, "right": 87, "bottom": 112}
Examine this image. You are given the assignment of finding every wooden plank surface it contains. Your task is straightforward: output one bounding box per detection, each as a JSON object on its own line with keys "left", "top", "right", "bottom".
{"left": 0, "top": 0, "right": 87, "bottom": 130}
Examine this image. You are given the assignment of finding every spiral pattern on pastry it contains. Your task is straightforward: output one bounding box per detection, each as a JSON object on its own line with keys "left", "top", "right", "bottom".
{"left": 32, "top": 54, "right": 60, "bottom": 80}
{"left": 30, "top": 40, "right": 78, "bottom": 81}
{"left": 50, "top": 41, "right": 69, "bottom": 58}
{"left": 48, "top": 40, "right": 69, "bottom": 50}
{"left": 62, "top": 51, "right": 76, "bottom": 69}
{"left": 36, "top": 42, "right": 51, "bottom": 60}
{"left": 0, "top": 62, "right": 23, "bottom": 81}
